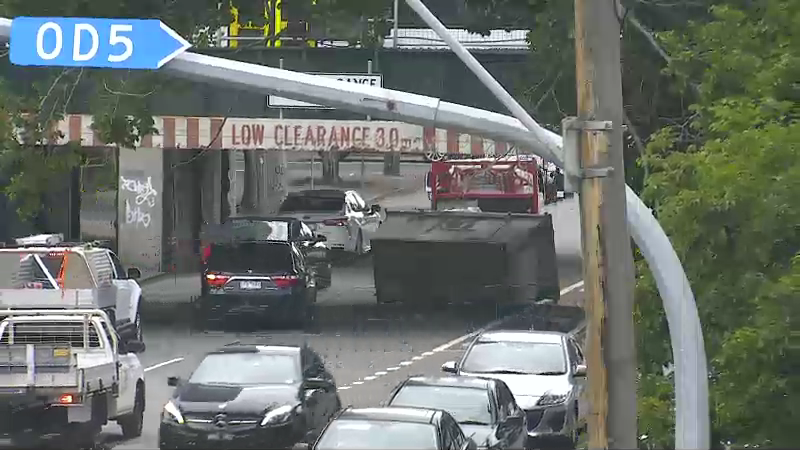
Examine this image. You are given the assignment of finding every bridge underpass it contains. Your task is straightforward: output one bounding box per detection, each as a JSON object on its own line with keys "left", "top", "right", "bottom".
{"left": 0, "top": 45, "right": 531, "bottom": 179}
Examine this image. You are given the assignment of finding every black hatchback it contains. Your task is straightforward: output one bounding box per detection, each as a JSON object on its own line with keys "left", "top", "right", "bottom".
{"left": 194, "top": 238, "right": 317, "bottom": 329}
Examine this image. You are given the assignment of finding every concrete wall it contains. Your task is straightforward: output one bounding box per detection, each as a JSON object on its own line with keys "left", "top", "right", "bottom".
{"left": 118, "top": 148, "right": 164, "bottom": 278}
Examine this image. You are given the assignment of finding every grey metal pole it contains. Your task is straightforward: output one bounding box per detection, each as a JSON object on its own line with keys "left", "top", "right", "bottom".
{"left": 572, "top": 0, "right": 637, "bottom": 446}
{"left": 363, "top": 60, "right": 372, "bottom": 189}
{"left": 393, "top": 0, "right": 400, "bottom": 48}
{"left": 401, "top": 0, "right": 553, "bottom": 150}
{"left": 276, "top": 57, "right": 287, "bottom": 212}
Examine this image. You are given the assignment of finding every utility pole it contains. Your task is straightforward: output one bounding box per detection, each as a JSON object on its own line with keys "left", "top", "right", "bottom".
{"left": 570, "top": 0, "right": 638, "bottom": 448}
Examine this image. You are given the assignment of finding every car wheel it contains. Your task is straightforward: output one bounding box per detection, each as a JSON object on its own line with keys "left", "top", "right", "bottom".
{"left": 119, "top": 382, "right": 145, "bottom": 439}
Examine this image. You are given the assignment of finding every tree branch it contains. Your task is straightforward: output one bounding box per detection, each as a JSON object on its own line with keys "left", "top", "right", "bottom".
{"left": 623, "top": 109, "right": 649, "bottom": 178}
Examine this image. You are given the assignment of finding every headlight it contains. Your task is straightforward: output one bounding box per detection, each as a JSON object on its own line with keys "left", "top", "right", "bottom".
{"left": 260, "top": 404, "right": 296, "bottom": 426}
{"left": 536, "top": 392, "right": 568, "bottom": 407}
{"left": 162, "top": 400, "right": 184, "bottom": 424}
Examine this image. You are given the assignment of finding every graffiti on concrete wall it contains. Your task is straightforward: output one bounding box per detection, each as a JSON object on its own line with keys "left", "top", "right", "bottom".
{"left": 120, "top": 172, "right": 159, "bottom": 228}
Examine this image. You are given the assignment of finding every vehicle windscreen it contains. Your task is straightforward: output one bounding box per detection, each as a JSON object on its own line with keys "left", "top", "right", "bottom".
{"left": 390, "top": 385, "right": 493, "bottom": 425}
{"left": 206, "top": 243, "right": 293, "bottom": 273}
{"left": 315, "top": 419, "right": 439, "bottom": 450}
{"left": 460, "top": 340, "right": 567, "bottom": 375}
{"left": 0, "top": 251, "right": 94, "bottom": 289}
{"left": 189, "top": 352, "right": 300, "bottom": 385}
{"left": 278, "top": 195, "right": 344, "bottom": 213}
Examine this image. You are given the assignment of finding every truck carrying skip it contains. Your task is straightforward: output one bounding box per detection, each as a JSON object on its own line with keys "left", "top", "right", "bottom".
{"left": 371, "top": 210, "right": 560, "bottom": 308}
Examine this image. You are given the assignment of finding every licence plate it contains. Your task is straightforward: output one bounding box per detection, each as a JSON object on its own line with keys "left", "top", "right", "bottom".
{"left": 240, "top": 281, "right": 262, "bottom": 290}
{"left": 207, "top": 432, "right": 234, "bottom": 441}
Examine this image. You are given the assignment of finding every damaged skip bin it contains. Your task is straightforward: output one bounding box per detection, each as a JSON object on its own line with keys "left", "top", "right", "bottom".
{"left": 371, "top": 210, "right": 561, "bottom": 313}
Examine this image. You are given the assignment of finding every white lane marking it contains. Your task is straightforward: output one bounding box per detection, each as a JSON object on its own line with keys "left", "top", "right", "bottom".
{"left": 338, "top": 386, "right": 352, "bottom": 391}
{"left": 345, "top": 279, "right": 586, "bottom": 389}
{"left": 144, "top": 357, "right": 184, "bottom": 372}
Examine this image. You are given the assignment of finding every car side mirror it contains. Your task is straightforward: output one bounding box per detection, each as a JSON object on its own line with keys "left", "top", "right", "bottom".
{"left": 441, "top": 361, "right": 458, "bottom": 373}
{"left": 371, "top": 204, "right": 382, "bottom": 213}
{"left": 305, "top": 377, "right": 332, "bottom": 390}
{"left": 123, "top": 340, "right": 146, "bottom": 354}
{"left": 167, "top": 376, "right": 181, "bottom": 387}
{"left": 314, "top": 235, "right": 327, "bottom": 242}
{"left": 506, "top": 413, "right": 524, "bottom": 426}
{"left": 126, "top": 267, "right": 141, "bottom": 280}
{"left": 574, "top": 364, "right": 587, "bottom": 377}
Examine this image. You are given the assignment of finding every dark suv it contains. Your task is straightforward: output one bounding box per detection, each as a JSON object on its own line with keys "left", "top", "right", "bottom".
{"left": 222, "top": 216, "right": 332, "bottom": 289}
{"left": 194, "top": 235, "right": 317, "bottom": 329}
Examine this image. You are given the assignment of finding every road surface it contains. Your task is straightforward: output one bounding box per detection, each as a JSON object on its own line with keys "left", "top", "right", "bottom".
{"left": 107, "top": 184, "right": 585, "bottom": 450}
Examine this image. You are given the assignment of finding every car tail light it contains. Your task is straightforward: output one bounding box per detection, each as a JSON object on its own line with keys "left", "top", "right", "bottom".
{"left": 205, "top": 272, "right": 230, "bottom": 287}
{"left": 57, "top": 393, "right": 80, "bottom": 405}
{"left": 271, "top": 275, "right": 300, "bottom": 289}
{"left": 323, "top": 218, "right": 347, "bottom": 226}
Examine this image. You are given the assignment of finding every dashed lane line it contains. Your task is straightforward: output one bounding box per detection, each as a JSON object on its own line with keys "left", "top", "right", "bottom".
{"left": 144, "top": 357, "right": 185, "bottom": 372}
{"left": 335, "top": 280, "right": 586, "bottom": 392}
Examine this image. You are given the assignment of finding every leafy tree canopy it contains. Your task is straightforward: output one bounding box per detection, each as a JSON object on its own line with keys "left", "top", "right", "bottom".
{"left": 636, "top": 0, "right": 798, "bottom": 447}
{"left": 0, "top": 0, "right": 228, "bottom": 219}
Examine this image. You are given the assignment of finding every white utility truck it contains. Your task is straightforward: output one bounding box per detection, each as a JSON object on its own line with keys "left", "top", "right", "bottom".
{"left": 0, "top": 234, "right": 144, "bottom": 342}
{"left": 0, "top": 309, "right": 146, "bottom": 448}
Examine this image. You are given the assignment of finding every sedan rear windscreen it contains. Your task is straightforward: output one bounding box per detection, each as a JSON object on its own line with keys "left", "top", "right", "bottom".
{"left": 206, "top": 243, "right": 294, "bottom": 273}
{"left": 279, "top": 195, "right": 344, "bottom": 212}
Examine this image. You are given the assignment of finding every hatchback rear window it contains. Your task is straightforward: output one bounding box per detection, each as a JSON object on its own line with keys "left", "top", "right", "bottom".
{"left": 279, "top": 195, "right": 344, "bottom": 212}
{"left": 206, "top": 243, "right": 294, "bottom": 273}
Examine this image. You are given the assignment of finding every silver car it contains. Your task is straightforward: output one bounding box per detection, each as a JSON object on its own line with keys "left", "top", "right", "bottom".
{"left": 442, "top": 330, "right": 587, "bottom": 448}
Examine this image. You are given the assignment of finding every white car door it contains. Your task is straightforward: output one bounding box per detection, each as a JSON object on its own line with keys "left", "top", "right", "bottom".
{"left": 100, "top": 322, "right": 137, "bottom": 415}
{"left": 351, "top": 191, "right": 381, "bottom": 242}
{"left": 106, "top": 251, "right": 141, "bottom": 328}
{"left": 344, "top": 192, "right": 367, "bottom": 251}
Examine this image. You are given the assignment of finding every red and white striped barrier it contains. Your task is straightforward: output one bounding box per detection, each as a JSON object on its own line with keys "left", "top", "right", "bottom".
{"left": 44, "top": 114, "right": 516, "bottom": 156}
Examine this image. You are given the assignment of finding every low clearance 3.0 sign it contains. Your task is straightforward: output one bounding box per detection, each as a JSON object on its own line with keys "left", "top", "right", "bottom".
{"left": 267, "top": 73, "right": 383, "bottom": 109}
{"left": 226, "top": 119, "right": 424, "bottom": 152}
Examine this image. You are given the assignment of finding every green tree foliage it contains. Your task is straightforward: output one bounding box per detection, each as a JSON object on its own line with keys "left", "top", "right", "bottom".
{"left": 636, "top": 0, "right": 799, "bottom": 447}
{"left": 0, "top": 0, "right": 228, "bottom": 220}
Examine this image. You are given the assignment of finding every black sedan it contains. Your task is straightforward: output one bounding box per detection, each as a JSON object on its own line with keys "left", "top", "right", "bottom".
{"left": 386, "top": 376, "right": 527, "bottom": 450}
{"left": 159, "top": 344, "right": 342, "bottom": 449}
{"left": 313, "top": 407, "right": 478, "bottom": 450}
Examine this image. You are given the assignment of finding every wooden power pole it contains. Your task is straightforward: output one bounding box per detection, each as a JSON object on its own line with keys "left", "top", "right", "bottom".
{"left": 567, "top": 0, "right": 639, "bottom": 448}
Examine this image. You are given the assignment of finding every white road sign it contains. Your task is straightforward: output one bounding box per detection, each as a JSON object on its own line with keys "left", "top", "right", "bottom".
{"left": 268, "top": 73, "right": 383, "bottom": 109}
